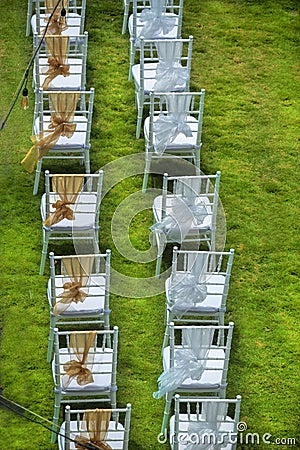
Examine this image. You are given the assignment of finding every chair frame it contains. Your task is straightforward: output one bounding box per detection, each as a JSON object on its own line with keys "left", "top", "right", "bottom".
{"left": 51, "top": 326, "right": 119, "bottom": 443}
{"left": 32, "top": 88, "right": 94, "bottom": 195}
{"left": 172, "top": 394, "right": 241, "bottom": 450}
{"left": 47, "top": 250, "right": 112, "bottom": 362}
{"left": 33, "top": 31, "right": 88, "bottom": 91}
{"left": 151, "top": 171, "right": 221, "bottom": 277}
{"left": 59, "top": 403, "right": 132, "bottom": 450}
{"left": 160, "top": 322, "right": 234, "bottom": 435}
{"left": 40, "top": 170, "right": 103, "bottom": 274}
{"left": 132, "top": 36, "right": 193, "bottom": 138}
{"left": 27, "top": 0, "right": 86, "bottom": 37}
{"left": 142, "top": 90, "right": 205, "bottom": 192}
{"left": 163, "top": 247, "right": 235, "bottom": 347}
{"left": 128, "top": 0, "right": 184, "bottom": 80}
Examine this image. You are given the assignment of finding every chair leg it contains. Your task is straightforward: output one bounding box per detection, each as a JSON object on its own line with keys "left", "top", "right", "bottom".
{"left": 33, "top": 160, "right": 42, "bottom": 195}
{"left": 122, "top": 6, "right": 129, "bottom": 34}
{"left": 155, "top": 245, "right": 163, "bottom": 278}
{"left": 26, "top": 0, "right": 33, "bottom": 36}
{"left": 128, "top": 40, "right": 135, "bottom": 81}
{"left": 47, "top": 316, "right": 56, "bottom": 362}
{"left": 136, "top": 102, "right": 143, "bottom": 139}
{"left": 40, "top": 229, "right": 49, "bottom": 275}
{"left": 195, "top": 147, "right": 201, "bottom": 170}
{"left": 84, "top": 148, "right": 90, "bottom": 174}
{"left": 51, "top": 392, "right": 61, "bottom": 443}
{"left": 142, "top": 153, "right": 151, "bottom": 192}
{"left": 161, "top": 391, "right": 173, "bottom": 435}
{"left": 104, "top": 314, "right": 111, "bottom": 348}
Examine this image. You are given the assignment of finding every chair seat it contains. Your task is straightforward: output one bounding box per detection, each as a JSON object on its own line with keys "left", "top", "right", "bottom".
{"left": 163, "top": 346, "right": 225, "bottom": 390}
{"left": 132, "top": 62, "right": 187, "bottom": 94}
{"left": 169, "top": 414, "right": 235, "bottom": 450}
{"left": 53, "top": 348, "right": 114, "bottom": 392}
{"left": 152, "top": 194, "right": 212, "bottom": 232}
{"left": 31, "top": 13, "right": 82, "bottom": 36}
{"left": 128, "top": 13, "right": 179, "bottom": 40}
{"left": 35, "top": 57, "right": 84, "bottom": 90}
{"left": 165, "top": 274, "right": 225, "bottom": 314}
{"left": 144, "top": 115, "right": 199, "bottom": 150}
{"left": 58, "top": 420, "right": 126, "bottom": 450}
{"left": 41, "top": 192, "right": 98, "bottom": 231}
{"left": 48, "top": 275, "right": 106, "bottom": 315}
{"left": 34, "top": 115, "right": 88, "bottom": 148}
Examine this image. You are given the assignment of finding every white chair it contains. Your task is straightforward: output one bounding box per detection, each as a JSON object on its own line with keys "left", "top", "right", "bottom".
{"left": 58, "top": 404, "right": 132, "bottom": 450}
{"left": 47, "top": 251, "right": 112, "bottom": 362}
{"left": 143, "top": 91, "right": 206, "bottom": 191}
{"left": 132, "top": 36, "right": 193, "bottom": 138}
{"left": 40, "top": 171, "right": 103, "bottom": 275}
{"left": 151, "top": 172, "right": 221, "bottom": 277}
{"left": 128, "top": 0, "right": 184, "bottom": 79}
{"left": 51, "top": 327, "right": 119, "bottom": 443}
{"left": 21, "top": 88, "right": 94, "bottom": 195}
{"left": 163, "top": 247, "right": 235, "bottom": 346}
{"left": 154, "top": 322, "right": 234, "bottom": 434}
{"left": 33, "top": 31, "right": 88, "bottom": 91}
{"left": 170, "top": 395, "right": 241, "bottom": 450}
{"left": 27, "top": 0, "right": 86, "bottom": 37}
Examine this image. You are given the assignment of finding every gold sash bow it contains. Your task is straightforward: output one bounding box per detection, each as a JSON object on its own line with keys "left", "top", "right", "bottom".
{"left": 43, "top": 199, "right": 75, "bottom": 227}
{"left": 62, "top": 331, "right": 96, "bottom": 389}
{"left": 75, "top": 409, "right": 112, "bottom": 450}
{"left": 75, "top": 436, "right": 112, "bottom": 450}
{"left": 42, "top": 57, "right": 70, "bottom": 90}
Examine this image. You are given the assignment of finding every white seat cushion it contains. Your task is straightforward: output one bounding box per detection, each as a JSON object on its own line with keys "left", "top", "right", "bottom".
{"left": 48, "top": 274, "right": 107, "bottom": 315}
{"left": 59, "top": 420, "right": 126, "bottom": 450}
{"left": 35, "top": 57, "right": 84, "bottom": 90}
{"left": 163, "top": 346, "right": 225, "bottom": 390}
{"left": 41, "top": 192, "right": 98, "bottom": 231}
{"left": 31, "top": 13, "right": 82, "bottom": 36}
{"left": 34, "top": 115, "right": 88, "bottom": 148}
{"left": 53, "top": 348, "right": 114, "bottom": 392}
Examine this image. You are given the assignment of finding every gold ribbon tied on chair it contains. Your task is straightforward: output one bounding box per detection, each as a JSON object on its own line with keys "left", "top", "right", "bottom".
{"left": 62, "top": 331, "right": 96, "bottom": 389}
{"left": 42, "top": 35, "right": 70, "bottom": 90}
{"left": 44, "top": 0, "right": 68, "bottom": 35}
{"left": 21, "top": 92, "right": 79, "bottom": 173}
{"left": 75, "top": 409, "right": 112, "bottom": 450}
{"left": 43, "top": 174, "right": 84, "bottom": 227}
{"left": 53, "top": 255, "right": 94, "bottom": 315}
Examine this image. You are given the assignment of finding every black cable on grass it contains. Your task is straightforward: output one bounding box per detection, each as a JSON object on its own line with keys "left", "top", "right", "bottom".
{"left": 0, "top": 0, "right": 63, "bottom": 131}
{"left": 0, "top": 395, "right": 100, "bottom": 450}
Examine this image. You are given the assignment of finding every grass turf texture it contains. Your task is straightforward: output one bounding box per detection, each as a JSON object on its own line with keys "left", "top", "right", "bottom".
{"left": 0, "top": 0, "right": 299, "bottom": 448}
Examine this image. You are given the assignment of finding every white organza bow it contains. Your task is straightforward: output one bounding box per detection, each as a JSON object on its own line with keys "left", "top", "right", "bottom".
{"left": 153, "top": 41, "right": 189, "bottom": 92}
{"left": 153, "top": 328, "right": 213, "bottom": 399}
{"left": 139, "top": 0, "right": 176, "bottom": 40}
{"left": 153, "top": 94, "right": 193, "bottom": 154}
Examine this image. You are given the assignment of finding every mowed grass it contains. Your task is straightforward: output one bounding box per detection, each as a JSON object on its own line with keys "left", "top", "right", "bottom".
{"left": 0, "top": 0, "right": 299, "bottom": 449}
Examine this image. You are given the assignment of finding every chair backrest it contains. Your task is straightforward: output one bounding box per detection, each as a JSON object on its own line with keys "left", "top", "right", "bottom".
{"left": 168, "top": 322, "right": 234, "bottom": 386}
{"left": 136, "top": 36, "right": 193, "bottom": 93}
{"left": 131, "top": 0, "right": 184, "bottom": 40}
{"left": 161, "top": 171, "right": 220, "bottom": 227}
{"left": 173, "top": 395, "right": 241, "bottom": 450}
{"left": 33, "top": 31, "right": 88, "bottom": 90}
{"left": 44, "top": 171, "right": 103, "bottom": 229}
{"left": 148, "top": 90, "right": 206, "bottom": 151}
{"left": 61, "top": 403, "right": 131, "bottom": 450}
{"left": 170, "top": 247, "right": 235, "bottom": 308}
{"left": 53, "top": 326, "right": 118, "bottom": 391}
{"left": 49, "top": 250, "right": 111, "bottom": 312}
{"left": 34, "top": 88, "right": 94, "bottom": 145}
{"left": 34, "top": 0, "right": 86, "bottom": 35}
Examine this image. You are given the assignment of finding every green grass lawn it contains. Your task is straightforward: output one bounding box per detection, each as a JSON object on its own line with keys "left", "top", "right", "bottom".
{"left": 0, "top": 0, "right": 299, "bottom": 449}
